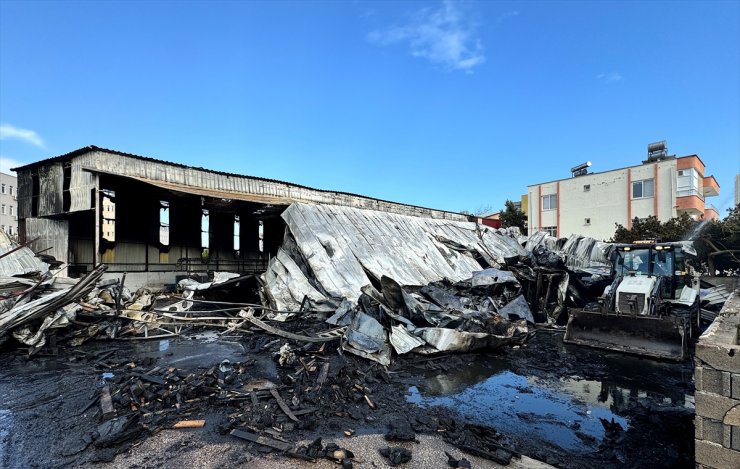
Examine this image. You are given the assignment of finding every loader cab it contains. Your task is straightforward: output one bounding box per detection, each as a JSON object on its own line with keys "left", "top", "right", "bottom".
{"left": 614, "top": 243, "right": 682, "bottom": 300}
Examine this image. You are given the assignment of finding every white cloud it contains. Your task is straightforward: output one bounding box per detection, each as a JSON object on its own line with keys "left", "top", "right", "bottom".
{"left": 367, "top": 0, "right": 485, "bottom": 72}
{"left": 0, "top": 155, "right": 26, "bottom": 174}
{"left": 496, "top": 10, "right": 520, "bottom": 24}
{"left": 0, "top": 124, "right": 44, "bottom": 147}
{"left": 597, "top": 72, "right": 622, "bottom": 84}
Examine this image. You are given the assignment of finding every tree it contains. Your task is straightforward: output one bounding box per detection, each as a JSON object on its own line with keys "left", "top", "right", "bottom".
{"left": 500, "top": 200, "right": 527, "bottom": 234}
{"left": 696, "top": 204, "right": 740, "bottom": 274}
{"left": 610, "top": 215, "right": 674, "bottom": 243}
{"left": 609, "top": 205, "right": 740, "bottom": 274}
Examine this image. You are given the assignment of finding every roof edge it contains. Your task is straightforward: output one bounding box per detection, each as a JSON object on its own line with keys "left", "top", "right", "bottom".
{"left": 11, "top": 145, "right": 469, "bottom": 219}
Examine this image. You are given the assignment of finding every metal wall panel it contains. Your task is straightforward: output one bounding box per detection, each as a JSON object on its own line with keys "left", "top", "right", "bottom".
{"left": 25, "top": 217, "right": 68, "bottom": 264}
{"left": 16, "top": 170, "right": 33, "bottom": 220}
{"left": 0, "top": 227, "right": 49, "bottom": 276}
{"left": 71, "top": 151, "right": 466, "bottom": 221}
{"left": 37, "top": 163, "right": 64, "bottom": 216}
{"left": 69, "top": 157, "right": 95, "bottom": 212}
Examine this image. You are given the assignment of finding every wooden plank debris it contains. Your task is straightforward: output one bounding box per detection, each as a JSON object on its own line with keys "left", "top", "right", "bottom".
{"left": 270, "top": 388, "right": 300, "bottom": 422}
{"left": 230, "top": 429, "right": 293, "bottom": 451}
{"left": 100, "top": 386, "right": 115, "bottom": 421}
{"left": 240, "top": 309, "right": 344, "bottom": 343}
{"left": 172, "top": 420, "right": 206, "bottom": 429}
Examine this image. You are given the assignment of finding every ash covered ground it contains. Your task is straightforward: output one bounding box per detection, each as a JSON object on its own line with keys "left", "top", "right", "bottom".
{"left": 0, "top": 328, "right": 694, "bottom": 469}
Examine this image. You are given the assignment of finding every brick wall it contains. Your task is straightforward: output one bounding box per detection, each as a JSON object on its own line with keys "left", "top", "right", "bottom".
{"left": 694, "top": 290, "right": 740, "bottom": 469}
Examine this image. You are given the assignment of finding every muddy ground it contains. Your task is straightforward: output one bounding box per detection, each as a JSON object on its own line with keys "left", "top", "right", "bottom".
{"left": 0, "top": 327, "right": 694, "bottom": 469}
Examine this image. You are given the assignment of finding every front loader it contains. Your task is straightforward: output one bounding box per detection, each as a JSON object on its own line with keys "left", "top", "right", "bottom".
{"left": 563, "top": 242, "right": 699, "bottom": 361}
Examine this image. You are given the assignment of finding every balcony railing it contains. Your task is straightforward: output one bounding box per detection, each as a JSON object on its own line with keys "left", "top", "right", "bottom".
{"left": 676, "top": 188, "right": 704, "bottom": 200}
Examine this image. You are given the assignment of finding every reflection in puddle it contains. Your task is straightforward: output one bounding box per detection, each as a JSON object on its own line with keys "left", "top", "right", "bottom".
{"left": 408, "top": 352, "right": 692, "bottom": 453}
{"left": 409, "top": 370, "right": 627, "bottom": 452}
{"left": 0, "top": 409, "right": 13, "bottom": 464}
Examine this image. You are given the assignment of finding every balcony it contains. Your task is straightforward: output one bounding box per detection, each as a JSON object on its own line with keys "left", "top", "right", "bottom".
{"left": 702, "top": 175, "right": 719, "bottom": 197}
{"left": 677, "top": 194, "right": 705, "bottom": 218}
{"left": 676, "top": 188, "right": 704, "bottom": 200}
{"left": 704, "top": 205, "right": 720, "bottom": 221}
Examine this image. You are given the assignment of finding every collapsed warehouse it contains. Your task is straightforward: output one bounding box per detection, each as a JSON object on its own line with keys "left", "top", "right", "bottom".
{"left": 1, "top": 146, "right": 736, "bottom": 468}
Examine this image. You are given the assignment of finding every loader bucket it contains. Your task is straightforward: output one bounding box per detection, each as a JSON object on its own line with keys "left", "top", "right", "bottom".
{"left": 563, "top": 309, "right": 687, "bottom": 361}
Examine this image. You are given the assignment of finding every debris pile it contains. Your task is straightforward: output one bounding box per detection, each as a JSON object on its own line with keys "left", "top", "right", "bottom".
{"left": 327, "top": 273, "right": 534, "bottom": 365}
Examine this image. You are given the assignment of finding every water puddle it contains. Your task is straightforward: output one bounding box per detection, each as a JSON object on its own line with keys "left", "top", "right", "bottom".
{"left": 132, "top": 335, "right": 245, "bottom": 368}
{"left": 409, "top": 369, "right": 627, "bottom": 452}
{"left": 0, "top": 409, "right": 13, "bottom": 465}
{"left": 408, "top": 351, "right": 692, "bottom": 453}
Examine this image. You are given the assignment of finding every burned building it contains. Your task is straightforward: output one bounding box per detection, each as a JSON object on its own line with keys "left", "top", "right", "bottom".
{"left": 13, "top": 146, "right": 468, "bottom": 288}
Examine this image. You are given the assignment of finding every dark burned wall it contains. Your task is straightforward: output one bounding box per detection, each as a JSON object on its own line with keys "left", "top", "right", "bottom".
{"left": 262, "top": 216, "right": 283, "bottom": 257}
{"left": 17, "top": 158, "right": 95, "bottom": 220}
{"left": 94, "top": 175, "right": 282, "bottom": 272}
{"left": 17, "top": 156, "right": 287, "bottom": 273}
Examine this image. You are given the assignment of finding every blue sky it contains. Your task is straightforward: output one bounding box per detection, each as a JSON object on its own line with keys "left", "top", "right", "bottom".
{"left": 1, "top": 0, "right": 738, "bottom": 215}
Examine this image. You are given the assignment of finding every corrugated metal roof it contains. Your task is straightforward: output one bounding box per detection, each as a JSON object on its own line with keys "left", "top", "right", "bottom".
{"left": 263, "top": 203, "right": 528, "bottom": 310}
{"left": 12, "top": 146, "right": 469, "bottom": 219}
{"left": 0, "top": 230, "right": 48, "bottom": 277}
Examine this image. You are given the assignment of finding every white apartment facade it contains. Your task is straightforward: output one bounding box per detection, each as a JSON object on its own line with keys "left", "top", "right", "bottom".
{"left": 0, "top": 172, "right": 18, "bottom": 238}
{"left": 527, "top": 154, "right": 720, "bottom": 241}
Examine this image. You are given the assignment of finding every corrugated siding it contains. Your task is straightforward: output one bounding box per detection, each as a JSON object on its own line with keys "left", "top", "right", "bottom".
{"left": 25, "top": 218, "right": 68, "bottom": 264}
{"left": 264, "top": 203, "right": 528, "bottom": 308}
{"left": 0, "top": 227, "right": 49, "bottom": 276}
{"left": 65, "top": 151, "right": 467, "bottom": 221}
{"left": 69, "top": 238, "right": 94, "bottom": 265}
{"left": 69, "top": 157, "right": 95, "bottom": 212}
{"left": 37, "top": 163, "right": 64, "bottom": 216}
{"left": 16, "top": 170, "right": 33, "bottom": 219}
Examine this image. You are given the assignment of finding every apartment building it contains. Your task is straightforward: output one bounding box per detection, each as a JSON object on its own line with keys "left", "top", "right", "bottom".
{"left": 0, "top": 172, "right": 18, "bottom": 238}
{"left": 527, "top": 142, "right": 721, "bottom": 241}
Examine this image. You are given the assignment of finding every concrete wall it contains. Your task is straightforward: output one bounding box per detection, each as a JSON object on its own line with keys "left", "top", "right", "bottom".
{"left": 527, "top": 159, "right": 678, "bottom": 241}
{"left": 694, "top": 290, "right": 740, "bottom": 469}
{"left": 0, "top": 172, "right": 18, "bottom": 237}
{"left": 101, "top": 271, "right": 179, "bottom": 292}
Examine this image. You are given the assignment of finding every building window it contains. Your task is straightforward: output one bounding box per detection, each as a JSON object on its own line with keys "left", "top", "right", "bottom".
{"left": 8, "top": 186, "right": 12, "bottom": 196}
{"left": 542, "top": 194, "right": 557, "bottom": 210}
{"left": 201, "top": 208, "right": 210, "bottom": 249}
{"left": 583, "top": 184, "right": 590, "bottom": 192}
{"left": 676, "top": 168, "right": 701, "bottom": 198}
{"left": 1, "top": 205, "right": 5, "bottom": 215}
{"left": 1, "top": 184, "right": 5, "bottom": 194}
{"left": 542, "top": 226, "right": 557, "bottom": 237}
{"left": 258, "top": 220, "right": 264, "bottom": 253}
{"left": 100, "top": 189, "right": 116, "bottom": 242}
{"left": 159, "top": 201, "right": 170, "bottom": 246}
{"left": 9, "top": 206, "right": 13, "bottom": 216}
{"left": 632, "top": 178, "right": 654, "bottom": 199}
{"left": 233, "top": 215, "right": 240, "bottom": 252}
{"left": 8, "top": 226, "right": 12, "bottom": 235}
{"left": 585, "top": 218, "right": 591, "bottom": 225}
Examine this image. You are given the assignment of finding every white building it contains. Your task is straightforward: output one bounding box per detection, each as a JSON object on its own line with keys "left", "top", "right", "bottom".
{"left": 0, "top": 172, "right": 18, "bottom": 239}
{"left": 527, "top": 144, "right": 721, "bottom": 241}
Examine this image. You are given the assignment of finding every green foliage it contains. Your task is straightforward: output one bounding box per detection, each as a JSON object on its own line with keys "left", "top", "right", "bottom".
{"left": 500, "top": 200, "right": 527, "bottom": 234}
{"left": 610, "top": 215, "right": 680, "bottom": 243}
{"left": 695, "top": 204, "right": 740, "bottom": 273}
{"left": 610, "top": 204, "right": 740, "bottom": 273}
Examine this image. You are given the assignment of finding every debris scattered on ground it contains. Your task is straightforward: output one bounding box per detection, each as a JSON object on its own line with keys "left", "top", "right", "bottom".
{"left": 379, "top": 446, "right": 413, "bottom": 466}
{"left": 0, "top": 221, "right": 728, "bottom": 469}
